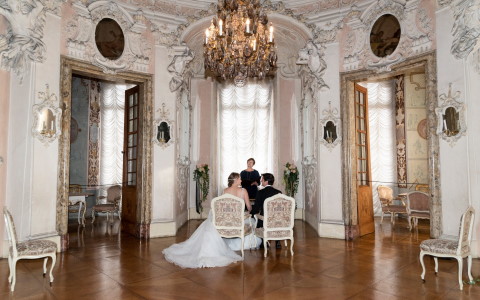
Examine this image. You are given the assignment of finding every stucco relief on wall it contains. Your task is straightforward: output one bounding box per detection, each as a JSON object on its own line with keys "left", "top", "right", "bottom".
{"left": 65, "top": 1, "right": 151, "bottom": 74}
{"left": 0, "top": 0, "right": 65, "bottom": 81}
{"left": 450, "top": 0, "right": 480, "bottom": 73}
{"left": 341, "top": 0, "right": 433, "bottom": 72}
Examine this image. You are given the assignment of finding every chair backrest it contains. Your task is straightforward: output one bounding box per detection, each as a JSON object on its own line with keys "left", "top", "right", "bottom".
{"left": 106, "top": 185, "right": 122, "bottom": 203}
{"left": 211, "top": 194, "right": 245, "bottom": 237}
{"left": 263, "top": 194, "right": 295, "bottom": 230}
{"left": 406, "top": 191, "right": 430, "bottom": 213}
{"left": 415, "top": 184, "right": 430, "bottom": 193}
{"left": 3, "top": 208, "right": 18, "bottom": 257}
{"left": 377, "top": 185, "right": 394, "bottom": 206}
{"left": 457, "top": 206, "right": 475, "bottom": 256}
{"left": 69, "top": 184, "right": 82, "bottom": 194}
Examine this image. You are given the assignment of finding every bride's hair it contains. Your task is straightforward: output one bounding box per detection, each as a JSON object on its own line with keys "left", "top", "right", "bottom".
{"left": 227, "top": 172, "right": 240, "bottom": 187}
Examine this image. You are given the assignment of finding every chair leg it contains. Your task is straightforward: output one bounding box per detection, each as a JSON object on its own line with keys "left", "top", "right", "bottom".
{"left": 241, "top": 237, "right": 244, "bottom": 257}
{"left": 456, "top": 257, "right": 463, "bottom": 290}
{"left": 408, "top": 216, "right": 412, "bottom": 230}
{"left": 10, "top": 258, "right": 17, "bottom": 292}
{"left": 391, "top": 213, "right": 395, "bottom": 225}
{"left": 434, "top": 257, "right": 438, "bottom": 274}
{"left": 49, "top": 253, "right": 56, "bottom": 285}
{"left": 420, "top": 251, "right": 426, "bottom": 281}
{"left": 290, "top": 238, "right": 294, "bottom": 256}
{"left": 381, "top": 212, "right": 384, "bottom": 223}
{"left": 263, "top": 239, "right": 268, "bottom": 257}
{"left": 7, "top": 255, "right": 12, "bottom": 284}
{"left": 91, "top": 209, "right": 96, "bottom": 223}
{"left": 43, "top": 257, "right": 48, "bottom": 276}
{"left": 467, "top": 255, "right": 473, "bottom": 283}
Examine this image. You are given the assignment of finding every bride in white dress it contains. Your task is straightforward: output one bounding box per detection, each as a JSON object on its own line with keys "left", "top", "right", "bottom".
{"left": 163, "top": 172, "right": 260, "bottom": 268}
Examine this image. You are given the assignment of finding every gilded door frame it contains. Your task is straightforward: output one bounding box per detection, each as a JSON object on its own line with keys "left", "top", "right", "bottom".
{"left": 57, "top": 56, "right": 153, "bottom": 250}
{"left": 340, "top": 52, "right": 441, "bottom": 239}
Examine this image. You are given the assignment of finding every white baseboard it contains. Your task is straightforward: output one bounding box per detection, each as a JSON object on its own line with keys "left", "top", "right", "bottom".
{"left": 150, "top": 220, "right": 177, "bottom": 238}
{"left": 295, "top": 208, "right": 304, "bottom": 220}
{"left": 318, "top": 221, "right": 345, "bottom": 239}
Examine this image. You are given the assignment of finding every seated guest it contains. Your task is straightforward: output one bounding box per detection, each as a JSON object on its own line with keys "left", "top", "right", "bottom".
{"left": 240, "top": 158, "right": 261, "bottom": 200}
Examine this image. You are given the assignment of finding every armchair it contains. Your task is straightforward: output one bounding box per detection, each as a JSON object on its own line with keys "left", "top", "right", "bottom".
{"left": 420, "top": 206, "right": 475, "bottom": 290}
{"left": 3, "top": 208, "right": 57, "bottom": 292}
{"left": 406, "top": 191, "right": 430, "bottom": 230}
{"left": 91, "top": 185, "right": 122, "bottom": 223}
{"left": 377, "top": 185, "right": 407, "bottom": 225}
{"left": 254, "top": 194, "right": 295, "bottom": 257}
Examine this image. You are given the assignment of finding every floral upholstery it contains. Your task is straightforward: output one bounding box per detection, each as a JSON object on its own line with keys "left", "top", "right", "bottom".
{"left": 419, "top": 206, "right": 475, "bottom": 290}
{"left": 213, "top": 198, "right": 243, "bottom": 228}
{"left": 217, "top": 224, "right": 252, "bottom": 238}
{"left": 265, "top": 199, "right": 294, "bottom": 228}
{"left": 15, "top": 240, "right": 57, "bottom": 256}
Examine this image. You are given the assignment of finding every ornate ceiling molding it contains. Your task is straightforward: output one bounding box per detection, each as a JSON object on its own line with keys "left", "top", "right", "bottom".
{"left": 0, "top": 0, "right": 65, "bottom": 81}
{"left": 65, "top": 1, "right": 151, "bottom": 74}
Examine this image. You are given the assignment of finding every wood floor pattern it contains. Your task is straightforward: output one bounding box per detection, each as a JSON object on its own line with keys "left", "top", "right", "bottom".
{"left": 1, "top": 217, "right": 479, "bottom": 299}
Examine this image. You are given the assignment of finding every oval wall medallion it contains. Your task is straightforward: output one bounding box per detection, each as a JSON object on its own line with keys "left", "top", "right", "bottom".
{"left": 417, "top": 118, "right": 427, "bottom": 140}
{"left": 370, "top": 14, "right": 401, "bottom": 58}
{"left": 95, "top": 18, "right": 125, "bottom": 60}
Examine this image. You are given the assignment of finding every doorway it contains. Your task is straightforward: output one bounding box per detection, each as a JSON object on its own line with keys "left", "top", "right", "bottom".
{"left": 341, "top": 53, "right": 441, "bottom": 239}
{"left": 57, "top": 57, "right": 153, "bottom": 250}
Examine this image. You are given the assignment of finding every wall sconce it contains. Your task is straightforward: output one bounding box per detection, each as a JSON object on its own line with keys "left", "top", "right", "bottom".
{"left": 32, "top": 84, "right": 62, "bottom": 145}
{"left": 320, "top": 101, "right": 341, "bottom": 150}
{"left": 435, "top": 83, "right": 466, "bottom": 146}
{"left": 153, "top": 103, "right": 174, "bottom": 149}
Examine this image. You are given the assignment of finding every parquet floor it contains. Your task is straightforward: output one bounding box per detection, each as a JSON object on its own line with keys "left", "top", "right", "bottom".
{"left": 1, "top": 217, "right": 480, "bottom": 299}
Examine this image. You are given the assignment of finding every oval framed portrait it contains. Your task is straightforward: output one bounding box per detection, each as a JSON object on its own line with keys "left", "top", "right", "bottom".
{"left": 370, "top": 14, "right": 401, "bottom": 58}
{"left": 95, "top": 18, "right": 125, "bottom": 60}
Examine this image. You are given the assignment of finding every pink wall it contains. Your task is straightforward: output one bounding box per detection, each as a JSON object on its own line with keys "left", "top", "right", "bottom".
{"left": 277, "top": 78, "right": 294, "bottom": 167}
{"left": 197, "top": 80, "right": 213, "bottom": 165}
{"left": 0, "top": 68, "right": 10, "bottom": 248}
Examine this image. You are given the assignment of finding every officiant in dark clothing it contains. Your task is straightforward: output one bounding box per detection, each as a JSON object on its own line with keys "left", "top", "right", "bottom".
{"left": 240, "top": 158, "right": 261, "bottom": 200}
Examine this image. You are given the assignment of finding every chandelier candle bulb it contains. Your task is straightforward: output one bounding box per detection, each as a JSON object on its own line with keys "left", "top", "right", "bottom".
{"left": 219, "top": 19, "right": 223, "bottom": 37}
{"left": 245, "top": 18, "right": 250, "bottom": 34}
{"left": 269, "top": 24, "right": 273, "bottom": 43}
{"left": 205, "top": 29, "right": 209, "bottom": 44}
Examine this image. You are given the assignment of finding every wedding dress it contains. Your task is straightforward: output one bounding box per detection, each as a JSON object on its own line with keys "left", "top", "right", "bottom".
{"left": 163, "top": 211, "right": 243, "bottom": 268}
{"left": 223, "top": 218, "right": 262, "bottom": 250}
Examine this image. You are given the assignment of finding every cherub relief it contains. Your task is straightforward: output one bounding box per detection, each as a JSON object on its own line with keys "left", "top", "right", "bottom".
{"left": 167, "top": 48, "right": 194, "bottom": 92}
{"left": 0, "top": 0, "right": 47, "bottom": 79}
{"left": 296, "top": 40, "right": 329, "bottom": 94}
{"left": 451, "top": 0, "right": 480, "bottom": 59}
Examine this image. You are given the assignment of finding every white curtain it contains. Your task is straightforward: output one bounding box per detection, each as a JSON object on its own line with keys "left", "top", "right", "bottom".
{"left": 99, "top": 83, "right": 130, "bottom": 189}
{"left": 217, "top": 79, "right": 274, "bottom": 191}
{"left": 366, "top": 81, "right": 397, "bottom": 215}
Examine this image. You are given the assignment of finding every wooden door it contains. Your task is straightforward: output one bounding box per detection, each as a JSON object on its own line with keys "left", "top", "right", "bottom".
{"left": 122, "top": 86, "right": 139, "bottom": 227}
{"left": 355, "top": 83, "right": 374, "bottom": 236}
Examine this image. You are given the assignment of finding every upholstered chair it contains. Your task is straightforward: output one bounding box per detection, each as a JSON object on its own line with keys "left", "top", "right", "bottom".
{"left": 211, "top": 194, "right": 253, "bottom": 257}
{"left": 406, "top": 191, "right": 430, "bottom": 230}
{"left": 3, "top": 208, "right": 57, "bottom": 292}
{"left": 68, "top": 184, "right": 84, "bottom": 219}
{"left": 419, "top": 206, "right": 475, "bottom": 290}
{"left": 91, "top": 185, "right": 122, "bottom": 223}
{"left": 377, "top": 185, "right": 407, "bottom": 225}
{"left": 254, "top": 194, "right": 295, "bottom": 257}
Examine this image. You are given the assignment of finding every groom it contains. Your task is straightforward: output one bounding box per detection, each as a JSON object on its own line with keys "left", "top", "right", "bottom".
{"left": 251, "top": 173, "right": 282, "bottom": 249}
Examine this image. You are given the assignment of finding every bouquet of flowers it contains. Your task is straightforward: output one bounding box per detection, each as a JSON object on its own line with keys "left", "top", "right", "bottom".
{"left": 283, "top": 162, "right": 299, "bottom": 198}
{"left": 193, "top": 164, "right": 210, "bottom": 212}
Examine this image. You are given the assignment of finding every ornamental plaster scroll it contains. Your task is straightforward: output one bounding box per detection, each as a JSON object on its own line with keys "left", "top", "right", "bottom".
{"left": 65, "top": 1, "right": 151, "bottom": 74}
{"left": 32, "top": 84, "right": 62, "bottom": 145}
{"left": 0, "top": 0, "right": 65, "bottom": 81}
{"left": 319, "top": 101, "right": 341, "bottom": 151}
{"left": 167, "top": 45, "right": 194, "bottom": 92}
{"left": 450, "top": 0, "right": 480, "bottom": 68}
{"left": 153, "top": 103, "right": 174, "bottom": 149}
{"left": 296, "top": 40, "right": 329, "bottom": 91}
{"left": 302, "top": 156, "right": 317, "bottom": 210}
{"left": 435, "top": 83, "right": 466, "bottom": 147}
{"left": 342, "top": 0, "right": 433, "bottom": 73}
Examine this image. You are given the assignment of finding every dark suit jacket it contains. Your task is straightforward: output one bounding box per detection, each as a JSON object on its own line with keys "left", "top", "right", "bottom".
{"left": 252, "top": 186, "right": 281, "bottom": 228}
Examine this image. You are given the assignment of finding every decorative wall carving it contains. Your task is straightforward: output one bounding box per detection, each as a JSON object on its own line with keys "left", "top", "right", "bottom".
{"left": 66, "top": 1, "right": 151, "bottom": 74}
{"left": 342, "top": 0, "right": 433, "bottom": 72}
{"left": 302, "top": 156, "right": 317, "bottom": 210}
{"left": 435, "top": 83, "right": 466, "bottom": 147}
{"left": 395, "top": 75, "right": 407, "bottom": 188}
{"left": 167, "top": 46, "right": 194, "bottom": 92}
{"left": 296, "top": 41, "right": 328, "bottom": 90}
{"left": 450, "top": 0, "right": 480, "bottom": 72}
{"left": 0, "top": 0, "right": 65, "bottom": 81}
{"left": 153, "top": 103, "right": 174, "bottom": 149}
{"left": 87, "top": 80, "right": 101, "bottom": 187}
{"left": 32, "top": 84, "right": 62, "bottom": 145}
{"left": 176, "top": 156, "right": 190, "bottom": 211}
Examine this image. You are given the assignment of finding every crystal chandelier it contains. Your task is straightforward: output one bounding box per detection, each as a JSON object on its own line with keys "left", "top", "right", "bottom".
{"left": 204, "top": 0, "right": 277, "bottom": 87}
